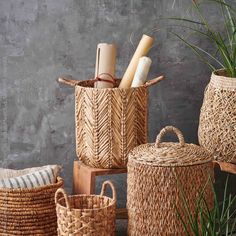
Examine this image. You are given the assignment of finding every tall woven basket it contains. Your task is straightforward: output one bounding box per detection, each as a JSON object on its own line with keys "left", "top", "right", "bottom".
{"left": 0, "top": 177, "right": 63, "bottom": 235}
{"left": 198, "top": 69, "right": 236, "bottom": 162}
{"left": 59, "top": 76, "right": 162, "bottom": 168}
{"left": 55, "top": 180, "right": 116, "bottom": 236}
{"left": 127, "top": 126, "right": 214, "bottom": 236}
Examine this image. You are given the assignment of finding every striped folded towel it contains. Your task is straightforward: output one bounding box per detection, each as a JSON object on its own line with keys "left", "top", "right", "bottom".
{"left": 0, "top": 165, "right": 61, "bottom": 189}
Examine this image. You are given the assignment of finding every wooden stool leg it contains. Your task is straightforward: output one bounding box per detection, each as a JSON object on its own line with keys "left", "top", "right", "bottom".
{"left": 73, "top": 161, "right": 95, "bottom": 194}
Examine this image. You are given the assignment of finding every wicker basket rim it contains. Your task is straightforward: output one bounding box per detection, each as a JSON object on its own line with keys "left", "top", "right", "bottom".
{"left": 56, "top": 194, "right": 116, "bottom": 212}
{"left": 211, "top": 69, "right": 236, "bottom": 90}
{"left": 0, "top": 177, "right": 63, "bottom": 193}
{"left": 74, "top": 78, "right": 147, "bottom": 91}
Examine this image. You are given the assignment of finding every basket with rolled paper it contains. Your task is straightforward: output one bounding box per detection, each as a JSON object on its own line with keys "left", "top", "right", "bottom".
{"left": 58, "top": 34, "right": 164, "bottom": 169}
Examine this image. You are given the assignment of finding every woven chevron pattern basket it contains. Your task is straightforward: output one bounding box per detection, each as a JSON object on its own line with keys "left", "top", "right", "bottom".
{"left": 75, "top": 79, "right": 148, "bottom": 168}
{"left": 58, "top": 76, "right": 163, "bottom": 168}
{"left": 127, "top": 126, "right": 214, "bottom": 236}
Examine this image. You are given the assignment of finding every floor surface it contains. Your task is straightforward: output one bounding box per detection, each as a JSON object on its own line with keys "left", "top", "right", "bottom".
{"left": 115, "top": 220, "right": 236, "bottom": 235}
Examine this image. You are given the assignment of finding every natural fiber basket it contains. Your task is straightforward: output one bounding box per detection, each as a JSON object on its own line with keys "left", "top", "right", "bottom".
{"left": 0, "top": 177, "right": 63, "bottom": 236}
{"left": 55, "top": 180, "right": 116, "bottom": 236}
{"left": 198, "top": 69, "right": 236, "bottom": 162}
{"left": 58, "top": 76, "right": 163, "bottom": 168}
{"left": 127, "top": 126, "right": 214, "bottom": 236}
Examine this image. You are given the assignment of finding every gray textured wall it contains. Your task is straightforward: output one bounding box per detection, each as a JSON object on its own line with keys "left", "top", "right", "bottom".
{"left": 0, "top": 0, "right": 234, "bottom": 207}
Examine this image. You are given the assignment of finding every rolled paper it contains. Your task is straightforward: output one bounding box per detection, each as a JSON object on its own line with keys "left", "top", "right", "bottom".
{"left": 131, "top": 57, "right": 152, "bottom": 87}
{"left": 94, "top": 43, "right": 116, "bottom": 88}
{"left": 119, "top": 34, "right": 154, "bottom": 89}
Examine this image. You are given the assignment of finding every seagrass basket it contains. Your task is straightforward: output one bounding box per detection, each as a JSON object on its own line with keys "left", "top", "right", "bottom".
{"left": 55, "top": 180, "right": 116, "bottom": 236}
{"left": 198, "top": 69, "right": 236, "bottom": 162}
{"left": 0, "top": 177, "right": 63, "bottom": 235}
{"left": 58, "top": 75, "right": 163, "bottom": 168}
{"left": 127, "top": 126, "right": 214, "bottom": 236}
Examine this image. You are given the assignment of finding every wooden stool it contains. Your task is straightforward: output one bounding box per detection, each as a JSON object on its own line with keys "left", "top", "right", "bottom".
{"left": 73, "top": 160, "right": 127, "bottom": 219}
{"left": 73, "top": 160, "right": 127, "bottom": 194}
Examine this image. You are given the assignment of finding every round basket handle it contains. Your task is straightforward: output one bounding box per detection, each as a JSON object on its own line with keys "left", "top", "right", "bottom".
{"left": 100, "top": 180, "right": 117, "bottom": 202}
{"left": 55, "top": 188, "right": 71, "bottom": 210}
{"left": 58, "top": 75, "right": 79, "bottom": 87}
{"left": 155, "top": 126, "right": 185, "bottom": 147}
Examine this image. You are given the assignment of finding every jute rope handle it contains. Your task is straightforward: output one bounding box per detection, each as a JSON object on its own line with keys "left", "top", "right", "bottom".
{"left": 155, "top": 126, "right": 185, "bottom": 148}
{"left": 58, "top": 75, "right": 79, "bottom": 87}
{"left": 100, "top": 180, "right": 117, "bottom": 202}
{"left": 55, "top": 188, "right": 71, "bottom": 210}
{"left": 143, "top": 75, "right": 165, "bottom": 88}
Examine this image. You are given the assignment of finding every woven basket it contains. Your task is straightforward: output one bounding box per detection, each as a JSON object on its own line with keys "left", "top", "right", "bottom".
{"left": 127, "top": 126, "right": 214, "bottom": 236}
{"left": 0, "top": 177, "right": 63, "bottom": 236}
{"left": 198, "top": 69, "right": 236, "bottom": 162}
{"left": 55, "top": 180, "right": 116, "bottom": 236}
{"left": 58, "top": 76, "right": 163, "bottom": 168}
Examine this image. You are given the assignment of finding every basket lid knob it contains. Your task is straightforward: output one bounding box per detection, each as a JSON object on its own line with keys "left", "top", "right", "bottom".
{"left": 155, "top": 126, "right": 185, "bottom": 148}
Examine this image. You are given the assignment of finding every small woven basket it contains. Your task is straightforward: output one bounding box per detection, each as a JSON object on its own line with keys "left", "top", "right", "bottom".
{"left": 127, "top": 126, "right": 214, "bottom": 236}
{"left": 0, "top": 177, "right": 63, "bottom": 235}
{"left": 58, "top": 76, "right": 163, "bottom": 168}
{"left": 55, "top": 180, "right": 117, "bottom": 236}
{"left": 198, "top": 69, "right": 236, "bottom": 162}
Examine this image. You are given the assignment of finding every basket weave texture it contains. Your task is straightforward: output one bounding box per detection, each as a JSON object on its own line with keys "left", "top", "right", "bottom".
{"left": 55, "top": 180, "right": 116, "bottom": 236}
{"left": 0, "top": 177, "right": 63, "bottom": 235}
{"left": 127, "top": 126, "right": 214, "bottom": 236}
{"left": 198, "top": 70, "right": 236, "bottom": 162}
{"left": 75, "top": 79, "right": 148, "bottom": 168}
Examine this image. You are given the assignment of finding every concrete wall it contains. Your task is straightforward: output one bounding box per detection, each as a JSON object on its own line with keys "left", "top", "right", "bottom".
{"left": 0, "top": 0, "right": 234, "bottom": 206}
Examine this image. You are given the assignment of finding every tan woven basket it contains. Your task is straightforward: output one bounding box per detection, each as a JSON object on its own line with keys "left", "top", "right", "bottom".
{"left": 55, "top": 180, "right": 116, "bottom": 236}
{"left": 0, "top": 177, "right": 63, "bottom": 236}
{"left": 127, "top": 126, "right": 214, "bottom": 236}
{"left": 59, "top": 75, "right": 163, "bottom": 168}
{"left": 198, "top": 69, "right": 236, "bottom": 162}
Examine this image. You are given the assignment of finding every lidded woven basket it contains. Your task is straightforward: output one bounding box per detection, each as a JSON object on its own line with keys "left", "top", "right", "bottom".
{"left": 55, "top": 180, "right": 116, "bottom": 236}
{"left": 0, "top": 177, "right": 63, "bottom": 236}
{"left": 127, "top": 126, "right": 214, "bottom": 236}
{"left": 58, "top": 76, "right": 162, "bottom": 168}
{"left": 198, "top": 69, "right": 236, "bottom": 162}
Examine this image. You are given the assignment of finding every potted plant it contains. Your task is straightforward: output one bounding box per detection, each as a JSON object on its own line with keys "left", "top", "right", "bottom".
{"left": 177, "top": 176, "right": 236, "bottom": 235}
{"left": 170, "top": 0, "right": 236, "bottom": 162}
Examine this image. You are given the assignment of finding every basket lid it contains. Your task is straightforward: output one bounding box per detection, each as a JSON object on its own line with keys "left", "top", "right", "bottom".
{"left": 129, "top": 126, "right": 213, "bottom": 167}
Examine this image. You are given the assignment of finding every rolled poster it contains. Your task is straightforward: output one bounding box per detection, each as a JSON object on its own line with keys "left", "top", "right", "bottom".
{"left": 119, "top": 34, "right": 154, "bottom": 89}
{"left": 94, "top": 43, "right": 116, "bottom": 88}
{"left": 131, "top": 56, "right": 152, "bottom": 87}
